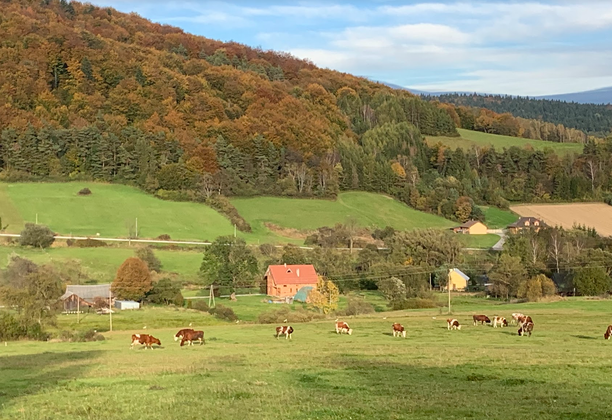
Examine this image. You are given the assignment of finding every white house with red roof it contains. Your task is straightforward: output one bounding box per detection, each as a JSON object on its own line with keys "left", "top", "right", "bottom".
{"left": 265, "top": 264, "right": 319, "bottom": 298}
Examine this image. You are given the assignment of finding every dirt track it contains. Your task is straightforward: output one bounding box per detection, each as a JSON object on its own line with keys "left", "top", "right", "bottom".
{"left": 510, "top": 203, "right": 612, "bottom": 237}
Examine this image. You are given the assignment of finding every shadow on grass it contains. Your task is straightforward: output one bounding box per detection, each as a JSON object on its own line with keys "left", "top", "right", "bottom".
{"left": 0, "top": 349, "right": 103, "bottom": 408}
{"left": 572, "top": 335, "right": 597, "bottom": 340}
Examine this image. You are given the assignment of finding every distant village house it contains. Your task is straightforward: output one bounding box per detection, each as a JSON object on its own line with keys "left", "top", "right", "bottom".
{"left": 445, "top": 268, "right": 470, "bottom": 292}
{"left": 265, "top": 264, "right": 318, "bottom": 298}
{"left": 507, "top": 217, "right": 545, "bottom": 233}
{"left": 452, "top": 220, "right": 488, "bottom": 235}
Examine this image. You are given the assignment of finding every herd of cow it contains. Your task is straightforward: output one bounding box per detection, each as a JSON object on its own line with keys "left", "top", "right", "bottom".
{"left": 128, "top": 313, "right": 612, "bottom": 349}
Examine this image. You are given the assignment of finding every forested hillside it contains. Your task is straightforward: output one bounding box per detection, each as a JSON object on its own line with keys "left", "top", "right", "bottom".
{"left": 2, "top": 0, "right": 612, "bottom": 227}
{"left": 428, "top": 94, "right": 612, "bottom": 136}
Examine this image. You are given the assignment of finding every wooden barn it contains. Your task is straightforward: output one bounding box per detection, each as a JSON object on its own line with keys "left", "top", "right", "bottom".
{"left": 60, "top": 284, "right": 113, "bottom": 312}
{"left": 265, "top": 264, "right": 318, "bottom": 298}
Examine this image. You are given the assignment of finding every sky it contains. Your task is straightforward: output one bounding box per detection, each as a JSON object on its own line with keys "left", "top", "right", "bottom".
{"left": 88, "top": 1, "right": 612, "bottom": 96}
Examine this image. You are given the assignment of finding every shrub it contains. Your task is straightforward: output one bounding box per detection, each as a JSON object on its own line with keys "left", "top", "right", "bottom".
{"left": 192, "top": 300, "right": 210, "bottom": 312}
{"left": 135, "top": 247, "right": 162, "bottom": 272}
{"left": 19, "top": 223, "right": 55, "bottom": 248}
{"left": 145, "top": 278, "right": 182, "bottom": 305}
{"left": 257, "top": 306, "right": 324, "bottom": 324}
{"left": 157, "top": 234, "right": 171, "bottom": 241}
{"left": 205, "top": 196, "right": 252, "bottom": 232}
{"left": 336, "top": 297, "right": 375, "bottom": 316}
{"left": 72, "top": 238, "right": 107, "bottom": 248}
{"left": 573, "top": 266, "right": 612, "bottom": 296}
{"left": 112, "top": 257, "right": 152, "bottom": 301}
{"left": 0, "top": 312, "right": 24, "bottom": 341}
{"left": 58, "top": 329, "right": 105, "bottom": 342}
{"left": 78, "top": 188, "right": 92, "bottom": 195}
{"left": 155, "top": 189, "right": 195, "bottom": 202}
{"left": 208, "top": 304, "right": 238, "bottom": 322}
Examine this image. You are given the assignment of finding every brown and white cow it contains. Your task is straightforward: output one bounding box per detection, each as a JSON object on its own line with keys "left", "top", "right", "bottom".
{"left": 174, "top": 328, "right": 194, "bottom": 342}
{"left": 447, "top": 319, "right": 461, "bottom": 330}
{"left": 516, "top": 315, "right": 532, "bottom": 325}
{"left": 335, "top": 321, "right": 353, "bottom": 335}
{"left": 392, "top": 323, "right": 406, "bottom": 338}
{"left": 518, "top": 321, "right": 534, "bottom": 337}
{"left": 276, "top": 325, "right": 294, "bottom": 340}
{"left": 180, "top": 330, "right": 205, "bottom": 346}
{"left": 473, "top": 315, "right": 491, "bottom": 326}
{"left": 511, "top": 313, "right": 525, "bottom": 325}
{"left": 604, "top": 325, "right": 612, "bottom": 340}
{"left": 130, "top": 333, "right": 161, "bottom": 349}
{"left": 493, "top": 317, "right": 508, "bottom": 328}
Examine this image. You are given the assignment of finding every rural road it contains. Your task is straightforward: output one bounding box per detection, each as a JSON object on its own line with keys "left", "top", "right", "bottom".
{"left": 487, "top": 229, "right": 506, "bottom": 251}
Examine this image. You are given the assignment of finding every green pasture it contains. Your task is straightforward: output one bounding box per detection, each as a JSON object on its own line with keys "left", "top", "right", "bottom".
{"left": 458, "top": 233, "right": 501, "bottom": 249}
{"left": 426, "top": 128, "right": 584, "bottom": 156}
{"left": 0, "top": 182, "right": 292, "bottom": 244}
{"left": 2, "top": 297, "right": 612, "bottom": 419}
{"left": 482, "top": 205, "right": 518, "bottom": 229}
{"left": 232, "top": 191, "right": 455, "bottom": 232}
{"left": 0, "top": 245, "right": 203, "bottom": 283}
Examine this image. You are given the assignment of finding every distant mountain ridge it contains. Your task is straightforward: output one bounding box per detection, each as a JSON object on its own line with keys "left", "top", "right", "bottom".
{"left": 397, "top": 85, "right": 612, "bottom": 105}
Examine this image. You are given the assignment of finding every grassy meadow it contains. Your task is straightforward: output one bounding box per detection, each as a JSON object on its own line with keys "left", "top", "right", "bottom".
{"left": 0, "top": 182, "right": 292, "bottom": 244}
{"left": 426, "top": 128, "right": 584, "bottom": 156}
{"left": 458, "top": 233, "right": 500, "bottom": 248}
{"left": 482, "top": 205, "right": 518, "bottom": 229}
{"left": 2, "top": 297, "right": 612, "bottom": 419}
{"left": 0, "top": 245, "right": 203, "bottom": 283}
{"left": 232, "top": 191, "right": 456, "bottom": 232}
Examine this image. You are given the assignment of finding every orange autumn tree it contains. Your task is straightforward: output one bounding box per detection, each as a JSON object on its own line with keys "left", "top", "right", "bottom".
{"left": 112, "top": 257, "right": 152, "bottom": 301}
{"left": 307, "top": 277, "right": 339, "bottom": 314}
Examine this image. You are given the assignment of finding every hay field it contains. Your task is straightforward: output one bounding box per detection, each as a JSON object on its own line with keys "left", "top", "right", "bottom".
{"left": 511, "top": 203, "right": 612, "bottom": 236}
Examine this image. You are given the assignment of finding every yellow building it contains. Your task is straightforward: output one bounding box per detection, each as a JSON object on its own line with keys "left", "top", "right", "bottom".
{"left": 445, "top": 268, "right": 469, "bottom": 291}
{"left": 452, "top": 220, "right": 488, "bottom": 235}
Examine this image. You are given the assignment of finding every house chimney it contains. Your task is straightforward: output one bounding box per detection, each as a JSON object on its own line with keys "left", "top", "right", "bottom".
{"left": 297, "top": 269, "right": 300, "bottom": 277}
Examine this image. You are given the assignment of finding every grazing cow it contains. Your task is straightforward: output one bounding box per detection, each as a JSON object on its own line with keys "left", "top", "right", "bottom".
{"left": 174, "top": 328, "right": 194, "bottom": 342}
{"left": 276, "top": 325, "right": 294, "bottom": 340}
{"left": 130, "top": 333, "right": 161, "bottom": 349}
{"left": 516, "top": 315, "right": 532, "bottom": 325}
{"left": 493, "top": 317, "right": 508, "bottom": 328}
{"left": 473, "top": 315, "right": 491, "bottom": 326}
{"left": 392, "top": 323, "right": 406, "bottom": 338}
{"left": 447, "top": 319, "right": 461, "bottom": 330}
{"left": 518, "top": 321, "right": 534, "bottom": 337}
{"left": 335, "top": 321, "right": 353, "bottom": 335}
{"left": 511, "top": 313, "right": 525, "bottom": 325}
{"left": 604, "top": 325, "right": 612, "bottom": 340}
{"left": 180, "top": 330, "right": 205, "bottom": 346}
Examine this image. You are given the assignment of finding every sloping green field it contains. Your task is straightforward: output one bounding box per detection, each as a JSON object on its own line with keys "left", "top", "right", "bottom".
{"left": 0, "top": 182, "right": 291, "bottom": 243}
{"left": 426, "top": 128, "right": 584, "bottom": 156}
{"left": 232, "top": 192, "right": 455, "bottom": 232}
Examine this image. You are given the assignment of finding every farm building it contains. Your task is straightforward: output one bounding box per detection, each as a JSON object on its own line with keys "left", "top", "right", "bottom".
{"left": 265, "top": 264, "right": 318, "bottom": 298}
{"left": 445, "top": 269, "right": 469, "bottom": 291}
{"left": 452, "top": 220, "right": 487, "bottom": 235}
{"left": 114, "top": 300, "right": 140, "bottom": 310}
{"left": 507, "top": 217, "right": 545, "bottom": 233}
{"left": 60, "top": 284, "right": 112, "bottom": 312}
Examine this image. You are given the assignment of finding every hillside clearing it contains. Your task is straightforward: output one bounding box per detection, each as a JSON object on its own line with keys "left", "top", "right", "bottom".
{"left": 2, "top": 298, "right": 612, "bottom": 419}
{"left": 481, "top": 206, "right": 518, "bottom": 229}
{"left": 426, "top": 128, "right": 584, "bottom": 156}
{"left": 232, "top": 192, "right": 455, "bottom": 232}
{"left": 511, "top": 203, "right": 612, "bottom": 236}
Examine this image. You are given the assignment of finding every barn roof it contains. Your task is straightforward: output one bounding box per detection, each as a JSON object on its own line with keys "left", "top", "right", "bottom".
{"left": 458, "top": 220, "right": 484, "bottom": 228}
{"left": 60, "top": 284, "right": 112, "bottom": 301}
{"left": 508, "top": 217, "right": 544, "bottom": 228}
{"left": 266, "top": 265, "right": 318, "bottom": 285}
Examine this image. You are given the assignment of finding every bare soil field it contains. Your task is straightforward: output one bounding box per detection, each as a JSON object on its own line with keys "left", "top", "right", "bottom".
{"left": 511, "top": 203, "right": 612, "bottom": 236}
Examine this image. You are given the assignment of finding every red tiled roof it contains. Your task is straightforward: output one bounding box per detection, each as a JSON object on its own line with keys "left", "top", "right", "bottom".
{"left": 266, "top": 265, "right": 319, "bottom": 285}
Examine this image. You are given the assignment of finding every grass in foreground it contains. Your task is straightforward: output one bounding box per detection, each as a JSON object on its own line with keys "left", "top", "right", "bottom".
{"left": 232, "top": 191, "right": 455, "bottom": 232}
{"left": 1, "top": 182, "right": 292, "bottom": 244}
{"left": 2, "top": 298, "right": 612, "bottom": 419}
{"left": 426, "top": 128, "right": 584, "bottom": 156}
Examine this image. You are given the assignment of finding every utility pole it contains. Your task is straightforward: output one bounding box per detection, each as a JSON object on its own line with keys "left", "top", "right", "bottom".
{"left": 109, "top": 288, "right": 113, "bottom": 332}
{"left": 234, "top": 224, "right": 236, "bottom": 238}
{"left": 35, "top": 213, "right": 38, "bottom": 225}
{"left": 135, "top": 217, "right": 138, "bottom": 238}
{"left": 448, "top": 270, "right": 452, "bottom": 314}
{"left": 77, "top": 297, "right": 80, "bottom": 324}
